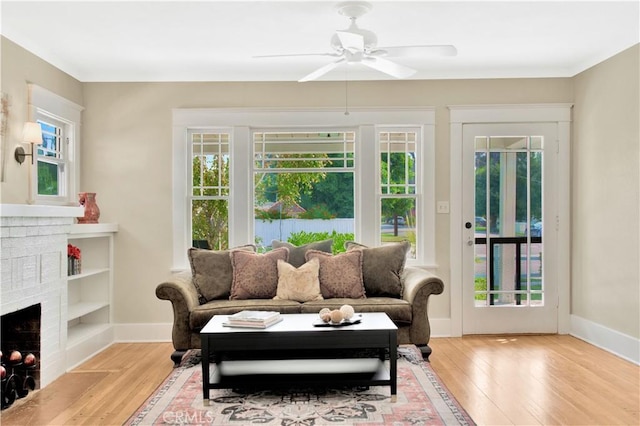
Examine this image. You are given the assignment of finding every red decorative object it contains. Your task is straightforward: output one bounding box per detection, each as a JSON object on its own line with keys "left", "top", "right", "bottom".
{"left": 78, "top": 192, "right": 100, "bottom": 224}
{"left": 67, "top": 244, "right": 82, "bottom": 276}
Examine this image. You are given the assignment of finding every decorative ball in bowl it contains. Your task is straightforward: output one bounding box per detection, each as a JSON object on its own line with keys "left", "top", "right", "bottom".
{"left": 318, "top": 304, "right": 355, "bottom": 324}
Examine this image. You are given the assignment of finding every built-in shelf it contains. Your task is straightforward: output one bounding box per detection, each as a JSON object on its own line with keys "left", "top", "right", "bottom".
{"left": 68, "top": 268, "right": 110, "bottom": 281}
{"left": 67, "top": 323, "right": 112, "bottom": 347}
{"left": 68, "top": 301, "right": 109, "bottom": 322}
{"left": 66, "top": 223, "right": 117, "bottom": 370}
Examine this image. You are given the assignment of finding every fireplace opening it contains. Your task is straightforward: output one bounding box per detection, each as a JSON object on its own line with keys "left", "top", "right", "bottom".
{"left": 1, "top": 303, "right": 41, "bottom": 409}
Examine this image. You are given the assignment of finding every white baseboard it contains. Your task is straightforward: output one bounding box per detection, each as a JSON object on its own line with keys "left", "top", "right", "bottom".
{"left": 114, "top": 323, "right": 172, "bottom": 342}
{"left": 570, "top": 315, "right": 640, "bottom": 365}
{"left": 429, "top": 318, "right": 452, "bottom": 338}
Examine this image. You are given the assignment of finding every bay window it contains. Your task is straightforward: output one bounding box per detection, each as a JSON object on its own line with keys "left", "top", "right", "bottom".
{"left": 173, "top": 108, "right": 435, "bottom": 270}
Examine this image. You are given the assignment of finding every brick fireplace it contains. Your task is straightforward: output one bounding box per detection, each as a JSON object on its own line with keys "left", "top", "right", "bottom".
{"left": 1, "top": 204, "right": 83, "bottom": 388}
{"left": 2, "top": 303, "right": 41, "bottom": 387}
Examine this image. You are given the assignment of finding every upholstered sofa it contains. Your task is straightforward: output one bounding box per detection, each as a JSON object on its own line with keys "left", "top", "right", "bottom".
{"left": 156, "top": 240, "right": 444, "bottom": 366}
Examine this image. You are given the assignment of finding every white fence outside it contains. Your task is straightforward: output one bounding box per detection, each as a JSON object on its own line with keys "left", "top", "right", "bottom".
{"left": 255, "top": 218, "right": 354, "bottom": 247}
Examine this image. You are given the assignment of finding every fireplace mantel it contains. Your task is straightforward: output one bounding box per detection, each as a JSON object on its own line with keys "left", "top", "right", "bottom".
{"left": 0, "top": 204, "right": 83, "bottom": 218}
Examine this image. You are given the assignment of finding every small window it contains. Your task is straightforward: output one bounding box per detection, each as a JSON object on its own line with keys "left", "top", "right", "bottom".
{"left": 36, "top": 118, "right": 67, "bottom": 197}
{"left": 380, "top": 130, "right": 419, "bottom": 258}
{"left": 189, "top": 131, "right": 230, "bottom": 250}
{"left": 29, "top": 84, "right": 82, "bottom": 205}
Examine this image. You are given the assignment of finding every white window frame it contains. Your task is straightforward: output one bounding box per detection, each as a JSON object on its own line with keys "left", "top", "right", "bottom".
{"left": 28, "top": 84, "right": 82, "bottom": 205}
{"left": 377, "top": 127, "right": 423, "bottom": 259}
{"left": 172, "top": 107, "right": 436, "bottom": 271}
{"left": 187, "top": 129, "right": 232, "bottom": 250}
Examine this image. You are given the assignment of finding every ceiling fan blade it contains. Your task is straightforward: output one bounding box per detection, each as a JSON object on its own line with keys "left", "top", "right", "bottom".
{"left": 336, "top": 30, "right": 364, "bottom": 52}
{"left": 298, "top": 58, "right": 346, "bottom": 82}
{"left": 361, "top": 56, "right": 416, "bottom": 79}
{"left": 253, "top": 52, "right": 340, "bottom": 59}
{"left": 377, "top": 45, "right": 458, "bottom": 57}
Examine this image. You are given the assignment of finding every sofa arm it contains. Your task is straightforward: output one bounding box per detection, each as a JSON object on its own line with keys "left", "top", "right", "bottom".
{"left": 402, "top": 266, "right": 445, "bottom": 347}
{"left": 156, "top": 270, "right": 199, "bottom": 351}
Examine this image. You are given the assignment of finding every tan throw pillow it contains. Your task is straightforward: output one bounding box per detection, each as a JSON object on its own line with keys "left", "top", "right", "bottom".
{"left": 305, "top": 250, "right": 365, "bottom": 299}
{"left": 345, "top": 241, "right": 410, "bottom": 298}
{"left": 229, "top": 247, "right": 289, "bottom": 300}
{"left": 274, "top": 258, "right": 323, "bottom": 302}
{"left": 188, "top": 245, "right": 256, "bottom": 302}
{"left": 272, "top": 239, "right": 333, "bottom": 267}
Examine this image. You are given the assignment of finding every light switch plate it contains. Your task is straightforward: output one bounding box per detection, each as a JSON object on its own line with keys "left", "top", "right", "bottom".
{"left": 437, "top": 201, "right": 450, "bottom": 214}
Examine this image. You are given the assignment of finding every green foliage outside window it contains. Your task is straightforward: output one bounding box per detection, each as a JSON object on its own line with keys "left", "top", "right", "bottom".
{"left": 37, "top": 161, "right": 58, "bottom": 196}
{"left": 255, "top": 154, "right": 330, "bottom": 212}
{"left": 475, "top": 151, "right": 542, "bottom": 232}
{"left": 287, "top": 230, "right": 354, "bottom": 254}
{"left": 381, "top": 152, "right": 416, "bottom": 236}
{"left": 192, "top": 155, "right": 229, "bottom": 250}
{"left": 475, "top": 277, "right": 488, "bottom": 301}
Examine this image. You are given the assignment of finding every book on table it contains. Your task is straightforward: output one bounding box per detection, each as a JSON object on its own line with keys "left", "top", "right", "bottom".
{"left": 224, "top": 310, "right": 282, "bottom": 328}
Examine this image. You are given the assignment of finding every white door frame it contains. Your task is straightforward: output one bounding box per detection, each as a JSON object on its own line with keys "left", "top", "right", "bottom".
{"left": 449, "top": 104, "right": 572, "bottom": 337}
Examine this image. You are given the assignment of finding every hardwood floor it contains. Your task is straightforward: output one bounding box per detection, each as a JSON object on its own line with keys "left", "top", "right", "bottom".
{"left": 1, "top": 336, "right": 638, "bottom": 425}
{"left": 0, "top": 343, "right": 174, "bottom": 426}
{"left": 429, "top": 335, "right": 639, "bottom": 425}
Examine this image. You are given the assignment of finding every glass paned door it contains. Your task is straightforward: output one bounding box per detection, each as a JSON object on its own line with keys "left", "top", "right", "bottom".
{"left": 463, "top": 123, "right": 558, "bottom": 334}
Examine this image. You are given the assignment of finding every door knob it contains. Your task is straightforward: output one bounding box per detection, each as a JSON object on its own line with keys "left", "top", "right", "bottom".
{"left": 465, "top": 222, "right": 472, "bottom": 229}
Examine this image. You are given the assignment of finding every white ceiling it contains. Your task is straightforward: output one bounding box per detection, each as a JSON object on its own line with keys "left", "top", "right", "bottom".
{"left": 1, "top": 1, "right": 638, "bottom": 82}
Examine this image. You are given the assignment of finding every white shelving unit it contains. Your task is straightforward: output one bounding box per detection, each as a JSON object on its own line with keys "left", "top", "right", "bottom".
{"left": 66, "top": 223, "right": 118, "bottom": 369}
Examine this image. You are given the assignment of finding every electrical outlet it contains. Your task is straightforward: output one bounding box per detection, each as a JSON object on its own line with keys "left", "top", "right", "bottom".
{"left": 437, "top": 201, "right": 449, "bottom": 214}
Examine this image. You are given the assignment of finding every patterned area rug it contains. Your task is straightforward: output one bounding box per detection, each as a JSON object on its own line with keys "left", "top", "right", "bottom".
{"left": 127, "top": 346, "right": 474, "bottom": 425}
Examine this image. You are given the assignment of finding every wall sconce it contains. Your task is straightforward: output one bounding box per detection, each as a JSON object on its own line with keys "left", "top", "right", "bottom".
{"left": 14, "top": 122, "right": 43, "bottom": 165}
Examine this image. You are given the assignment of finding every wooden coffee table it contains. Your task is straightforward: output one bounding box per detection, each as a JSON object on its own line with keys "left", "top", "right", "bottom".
{"left": 200, "top": 312, "right": 398, "bottom": 404}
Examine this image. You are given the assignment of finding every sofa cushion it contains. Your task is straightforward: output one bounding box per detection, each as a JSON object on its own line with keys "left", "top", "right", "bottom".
{"left": 305, "top": 250, "right": 365, "bottom": 299}
{"left": 345, "top": 241, "right": 410, "bottom": 298}
{"left": 188, "top": 245, "right": 256, "bottom": 302}
{"left": 272, "top": 239, "right": 333, "bottom": 267}
{"left": 229, "top": 247, "right": 289, "bottom": 300}
{"left": 274, "top": 258, "right": 323, "bottom": 302}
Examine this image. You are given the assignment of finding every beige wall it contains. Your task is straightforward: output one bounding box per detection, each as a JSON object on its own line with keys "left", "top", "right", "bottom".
{"left": 572, "top": 44, "right": 640, "bottom": 338}
{"left": 0, "top": 37, "right": 83, "bottom": 203}
{"left": 4, "top": 35, "right": 638, "bottom": 340}
{"left": 80, "top": 79, "right": 573, "bottom": 324}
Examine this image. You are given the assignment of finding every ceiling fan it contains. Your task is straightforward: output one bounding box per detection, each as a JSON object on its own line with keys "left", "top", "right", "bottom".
{"left": 255, "top": 1, "right": 457, "bottom": 82}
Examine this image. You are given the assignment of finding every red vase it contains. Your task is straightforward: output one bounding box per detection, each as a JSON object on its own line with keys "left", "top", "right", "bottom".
{"left": 78, "top": 192, "right": 100, "bottom": 224}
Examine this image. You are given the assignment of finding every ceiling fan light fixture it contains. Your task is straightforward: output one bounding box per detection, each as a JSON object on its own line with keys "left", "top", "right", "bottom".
{"left": 335, "top": 1, "right": 372, "bottom": 19}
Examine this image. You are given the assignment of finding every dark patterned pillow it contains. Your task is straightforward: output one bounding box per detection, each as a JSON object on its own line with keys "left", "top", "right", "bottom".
{"left": 272, "top": 239, "right": 333, "bottom": 267}
{"left": 305, "top": 249, "right": 365, "bottom": 299}
{"left": 188, "top": 245, "right": 256, "bottom": 303}
{"left": 229, "top": 247, "right": 289, "bottom": 300}
{"left": 345, "top": 241, "right": 410, "bottom": 298}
